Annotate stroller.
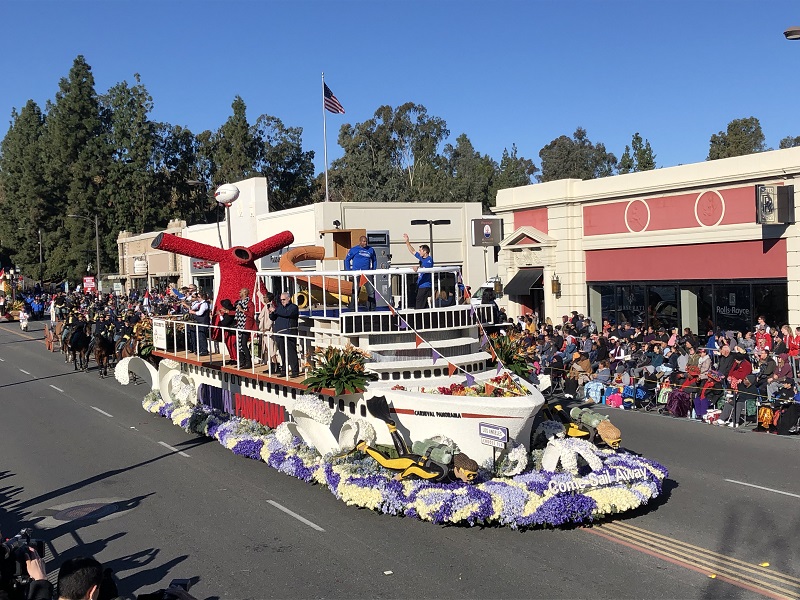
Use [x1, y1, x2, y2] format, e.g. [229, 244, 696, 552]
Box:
[639, 369, 665, 411]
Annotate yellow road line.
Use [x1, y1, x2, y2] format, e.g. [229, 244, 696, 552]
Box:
[607, 521, 800, 586]
[594, 522, 800, 599]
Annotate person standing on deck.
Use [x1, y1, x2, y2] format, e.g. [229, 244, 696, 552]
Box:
[403, 233, 433, 309]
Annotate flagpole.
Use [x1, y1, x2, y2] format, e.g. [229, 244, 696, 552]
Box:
[322, 72, 329, 203]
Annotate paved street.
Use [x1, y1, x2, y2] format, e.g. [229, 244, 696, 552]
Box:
[2, 320, 800, 600]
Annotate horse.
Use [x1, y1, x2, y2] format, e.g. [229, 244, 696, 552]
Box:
[94, 333, 115, 378]
[66, 323, 92, 371]
[118, 337, 138, 361]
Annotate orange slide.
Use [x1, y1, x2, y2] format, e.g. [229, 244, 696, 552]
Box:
[278, 246, 354, 296]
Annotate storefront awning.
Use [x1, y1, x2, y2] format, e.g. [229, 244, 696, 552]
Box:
[504, 268, 543, 295]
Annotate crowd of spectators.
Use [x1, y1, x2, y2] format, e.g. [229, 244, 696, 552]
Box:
[499, 308, 800, 429]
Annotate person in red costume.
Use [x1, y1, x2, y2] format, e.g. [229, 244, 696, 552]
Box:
[151, 231, 294, 353]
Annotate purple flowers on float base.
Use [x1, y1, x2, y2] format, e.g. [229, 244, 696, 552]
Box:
[142, 392, 668, 529]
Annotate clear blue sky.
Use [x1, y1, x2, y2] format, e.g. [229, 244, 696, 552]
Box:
[3, 0, 799, 176]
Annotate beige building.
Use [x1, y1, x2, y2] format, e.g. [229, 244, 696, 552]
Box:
[114, 178, 498, 301]
[492, 147, 800, 333]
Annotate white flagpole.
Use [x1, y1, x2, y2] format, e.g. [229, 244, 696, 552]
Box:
[322, 72, 330, 203]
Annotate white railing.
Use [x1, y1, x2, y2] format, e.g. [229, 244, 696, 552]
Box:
[153, 317, 314, 378]
[256, 265, 468, 316]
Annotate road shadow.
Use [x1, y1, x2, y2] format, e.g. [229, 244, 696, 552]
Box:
[0, 370, 88, 390]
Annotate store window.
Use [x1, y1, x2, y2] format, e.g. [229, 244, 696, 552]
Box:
[714, 285, 751, 334]
[616, 285, 646, 327]
[647, 285, 678, 331]
[594, 285, 616, 326]
[754, 283, 788, 329]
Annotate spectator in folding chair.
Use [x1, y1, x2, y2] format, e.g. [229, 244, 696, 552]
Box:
[719, 350, 753, 427]
[564, 351, 592, 399]
[766, 353, 793, 401]
[742, 348, 776, 401]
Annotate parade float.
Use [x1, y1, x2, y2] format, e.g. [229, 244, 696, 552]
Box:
[116, 205, 668, 529]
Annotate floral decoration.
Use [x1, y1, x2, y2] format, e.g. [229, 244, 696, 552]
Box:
[495, 441, 529, 477]
[140, 394, 668, 529]
[292, 393, 335, 426]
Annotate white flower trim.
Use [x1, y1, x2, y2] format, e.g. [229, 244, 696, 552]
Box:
[115, 357, 133, 385]
[337, 418, 377, 452]
[169, 373, 196, 404]
[161, 358, 180, 369]
[292, 393, 334, 426]
[496, 441, 529, 477]
[275, 423, 296, 446]
[541, 438, 603, 474]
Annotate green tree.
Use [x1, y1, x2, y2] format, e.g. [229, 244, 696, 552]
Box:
[631, 132, 656, 171]
[153, 123, 216, 225]
[489, 144, 538, 206]
[779, 135, 800, 149]
[331, 103, 449, 202]
[618, 146, 634, 174]
[253, 115, 315, 211]
[206, 96, 259, 186]
[0, 100, 48, 279]
[100, 74, 157, 245]
[538, 127, 617, 182]
[618, 132, 656, 174]
[442, 134, 495, 208]
[41, 55, 112, 281]
[707, 116, 766, 160]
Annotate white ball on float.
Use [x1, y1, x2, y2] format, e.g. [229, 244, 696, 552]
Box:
[214, 183, 240, 206]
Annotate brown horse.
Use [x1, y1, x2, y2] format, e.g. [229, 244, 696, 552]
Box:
[94, 333, 115, 378]
[64, 323, 92, 371]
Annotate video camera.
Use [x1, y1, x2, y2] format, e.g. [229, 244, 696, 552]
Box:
[0, 528, 45, 600]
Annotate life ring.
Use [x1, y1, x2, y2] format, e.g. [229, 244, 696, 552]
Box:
[293, 290, 310, 309]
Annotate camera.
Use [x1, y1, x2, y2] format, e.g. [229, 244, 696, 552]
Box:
[0, 528, 46, 600]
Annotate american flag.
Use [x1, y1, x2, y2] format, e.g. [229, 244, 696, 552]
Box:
[324, 83, 345, 114]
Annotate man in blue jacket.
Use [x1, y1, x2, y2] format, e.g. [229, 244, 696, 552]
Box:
[344, 235, 377, 311]
[403, 233, 433, 309]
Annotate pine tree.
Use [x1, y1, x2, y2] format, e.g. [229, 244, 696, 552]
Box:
[0, 100, 48, 280]
[41, 56, 111, 281]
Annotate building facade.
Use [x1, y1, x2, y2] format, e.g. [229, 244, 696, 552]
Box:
[492, 147, 800, 333]
[114, 177, 497, 301]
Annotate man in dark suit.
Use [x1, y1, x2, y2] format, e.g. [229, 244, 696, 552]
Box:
[269, 292, 299, 377]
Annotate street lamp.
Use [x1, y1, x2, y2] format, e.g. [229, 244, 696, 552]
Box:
[409, 219, 451, 256]
[784, 26, 800, 40]
[67, 214, 101, 292]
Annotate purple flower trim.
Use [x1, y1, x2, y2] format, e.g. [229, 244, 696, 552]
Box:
[321, 463, 341, 498]
[520, 493, 597, 528]
[278, 455, 315, 482]
[232, 439, 264, 460]
[266, 449, 287, 470]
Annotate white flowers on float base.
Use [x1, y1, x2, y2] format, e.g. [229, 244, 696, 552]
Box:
[495, 441, 529, 477]
[114, 357, 133, 385]
[142, 390, 167, 413]
[274, 422, 297, 447]
[292, 393, 335, 426]
[168, 373, 196, 404]
[541, 437, 604, 474]
[337, 418, 377, 452]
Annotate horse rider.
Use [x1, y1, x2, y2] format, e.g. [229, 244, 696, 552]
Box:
[115, 318, 134, 360]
